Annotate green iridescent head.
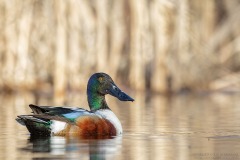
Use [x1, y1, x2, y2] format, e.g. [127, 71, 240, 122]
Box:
[87, 72, 134, 111]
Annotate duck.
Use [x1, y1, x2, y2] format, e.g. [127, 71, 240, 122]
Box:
[16, 72, 134, 138]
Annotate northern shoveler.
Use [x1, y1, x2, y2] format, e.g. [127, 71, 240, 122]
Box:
[16, 73, 134, 138]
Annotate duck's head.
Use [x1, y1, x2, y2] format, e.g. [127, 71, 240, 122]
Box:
[87, 73, 134, 110]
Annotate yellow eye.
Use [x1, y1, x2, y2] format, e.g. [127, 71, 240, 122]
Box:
[98, 77, 104, 82]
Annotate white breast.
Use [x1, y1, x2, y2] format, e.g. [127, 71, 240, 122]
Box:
[51, 120, 67, 134]
[95, 109, 123, 135]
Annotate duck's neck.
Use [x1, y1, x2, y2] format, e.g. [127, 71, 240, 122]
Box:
[87, 91, 109, 111]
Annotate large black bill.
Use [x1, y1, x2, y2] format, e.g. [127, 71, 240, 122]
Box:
[108, 84, 134, 102]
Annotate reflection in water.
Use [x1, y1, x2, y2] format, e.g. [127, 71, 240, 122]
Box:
[1, 92, 240, 160]
[19, 135, 122, 160]
[28, 136, 51, 153]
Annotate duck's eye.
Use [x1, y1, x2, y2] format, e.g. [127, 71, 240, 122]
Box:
[98, 77, 104, 82]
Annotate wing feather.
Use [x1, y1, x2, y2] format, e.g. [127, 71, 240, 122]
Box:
[29, 104, 93, 123]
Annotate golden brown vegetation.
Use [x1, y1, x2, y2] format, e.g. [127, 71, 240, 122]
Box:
[0, 0, 240, 96]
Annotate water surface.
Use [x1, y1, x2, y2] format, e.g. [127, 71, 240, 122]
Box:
[1, 92, 240, 160]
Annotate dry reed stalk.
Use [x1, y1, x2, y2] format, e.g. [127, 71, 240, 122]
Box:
[129, 0, 146, 90]
[176, 0, 190, 63]
[67, 0, 82, 89]
[78, 0, 96, 75]
[54, 0, 67, 104]
[28, 1, 52, 84]
[202, 0, 216, 40]
[206, 4, 240, 55]
[109, 0, 125, 79]
[16, 1, 34, 88]
[96, 0, 108, 72]
[169, 0, 191, 91]
[150, 0, 173, 93]
[224, 0, 240, 13]
[3, 0, 18, 87]
[219, 37, 240, 64]
[140, 1, 154, 90]
[209, 71, 240, 91]
[76, 0, 96, 87]
[0, 1, 4, 87]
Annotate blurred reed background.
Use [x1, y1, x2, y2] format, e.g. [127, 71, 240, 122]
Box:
[0, 0, 240, 100]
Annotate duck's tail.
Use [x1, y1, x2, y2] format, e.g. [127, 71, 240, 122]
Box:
[16, 115, 52, 136]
